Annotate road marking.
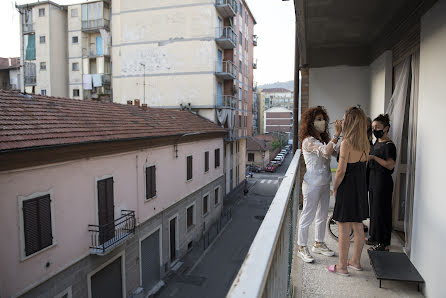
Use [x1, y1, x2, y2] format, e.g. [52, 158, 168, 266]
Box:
[260, 179, 266, 184]
[267, 180, 272, 184]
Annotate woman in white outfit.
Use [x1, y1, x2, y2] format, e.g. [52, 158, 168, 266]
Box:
[297, 106, 342, 263]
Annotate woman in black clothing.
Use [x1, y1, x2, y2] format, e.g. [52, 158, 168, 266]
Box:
[368, 114, 396, 251]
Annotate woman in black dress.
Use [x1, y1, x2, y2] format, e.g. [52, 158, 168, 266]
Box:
[367, 114, 396, 251]
[327, 106, 370, 276]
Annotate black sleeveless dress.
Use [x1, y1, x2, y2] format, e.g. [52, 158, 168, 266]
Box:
[332, 153, 369, 223]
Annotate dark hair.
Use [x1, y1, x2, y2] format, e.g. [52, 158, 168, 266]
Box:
[299, 106, 330, 144]
[373, 114, 391, 128]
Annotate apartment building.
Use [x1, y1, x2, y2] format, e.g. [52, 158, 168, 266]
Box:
[67, 1, 112, 100]
[264, 106, 293, 137]
[0, 90, 226, 297]
[261, 88, 293, 109]
[111, 0, 257, 194]
[0, 57, 20, 90]
[17, 1, 68, 97]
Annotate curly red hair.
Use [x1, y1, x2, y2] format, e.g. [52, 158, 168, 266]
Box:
[299, 106, 330, 144]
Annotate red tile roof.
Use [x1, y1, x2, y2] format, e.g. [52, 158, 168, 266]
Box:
[0, 57, 20, 70]
[247, 136, 272, 151]
[0, 90, 225, 152]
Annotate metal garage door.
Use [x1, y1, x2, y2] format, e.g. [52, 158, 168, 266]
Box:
[141, 230, 161, 292]
[91, 257, 123, 298]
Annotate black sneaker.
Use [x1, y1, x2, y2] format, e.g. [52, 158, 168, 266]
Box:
[366, 238, 378, 246]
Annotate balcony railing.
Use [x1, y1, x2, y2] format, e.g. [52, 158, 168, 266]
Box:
[253, 35, 258, 46]
[24, 75, 36, 86]
[216, 26, 237, 49]
[82, 19, 110, 31]
[215, 0, 237, 17]
[227, 151, 301, 297]
[88, 210, 136, 255]
[253, 60, 258, 69]
[216, 95, 236, 109]
[23, 23, 34, 33]
[82, 47, 110, 57]
[215, 60, 237, 80]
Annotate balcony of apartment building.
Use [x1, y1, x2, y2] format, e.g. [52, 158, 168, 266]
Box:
[89, 210, 136, 255]
[215, 0, 238, 17]
[216, 26, 237, 49]
[253, 59, 258, 69]
[22, 22, 34, 34]
[253, 34, 258, 46]
[216, 94, 236, 109]
[81, 1, 110, 32]
[215, 60, 237, 80]
[24, 62, 36, 86]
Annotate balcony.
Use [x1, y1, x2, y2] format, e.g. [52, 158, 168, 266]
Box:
[215, 0, 237, 17]
[24, 75, 36, 86]
[253, 60, 258, 69]
[253, 35, 258, 46]
[24, 62, 36, 86]
[88, 210, 136, 255]
[225, 128, 236, 142]
[215, 60, 237, 80]
[216, 95, 236, 109]
[82, 19, 110, 32]
[82, 47, 109, 58]
[22, 23, 34, 34]
[216, 26, 237, 49]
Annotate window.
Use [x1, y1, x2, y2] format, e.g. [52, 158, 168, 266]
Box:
[71, 8, 78, 17]
[239, 2, 243, 15]
[237, 141, 239, 153]
[145, 165, 156, 200]
[39, 36, 46, 44]
[73, 89, 80, 97]
[214, 148, 220, 168]
[239, 115, 242, 127]
[40, 62, 46, 70]
[239, 61, 243, 75]
[72, 36, 78, 44]
[248, 153, 254, 162]
[204, 151, 209, 172]
[72, 62, 79, 71]
[39, 8, 45, 17]
[187, 155, 193, 181]
[239, 31, 243, 45]
[186, 204, 195, 229]
[40, 89, 46, 95]
[202, 195, 209, 216]
[230, 143, 233, 155]
[22, 194, 53, 256]
[214, 188, 220, 206]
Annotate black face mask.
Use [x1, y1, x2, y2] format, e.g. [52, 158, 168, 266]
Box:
[373, 129, 384, 139]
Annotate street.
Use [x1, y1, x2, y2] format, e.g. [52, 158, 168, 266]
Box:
[156, 153, 294, 298]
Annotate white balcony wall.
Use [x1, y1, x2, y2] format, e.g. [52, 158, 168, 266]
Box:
[369, 51, 393, 119]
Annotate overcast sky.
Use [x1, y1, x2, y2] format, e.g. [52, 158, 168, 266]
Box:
[0, 0, 295, 85]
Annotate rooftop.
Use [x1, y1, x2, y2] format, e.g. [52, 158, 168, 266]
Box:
[261, 88, 292, 93]
[0, 58, 20, 70]
[247, 136, 271, 151]
[0, 90, 225, 152]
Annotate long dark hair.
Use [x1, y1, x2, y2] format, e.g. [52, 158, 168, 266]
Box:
[299, 106, 330, 144]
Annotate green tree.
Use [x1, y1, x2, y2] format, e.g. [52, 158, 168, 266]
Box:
[271, 139, 282, 151]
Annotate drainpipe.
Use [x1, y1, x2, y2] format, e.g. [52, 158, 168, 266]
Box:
[292, 16, 300, 154]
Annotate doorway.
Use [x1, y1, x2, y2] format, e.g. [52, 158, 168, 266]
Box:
[97, 177, 114, 244]
[169, 216, 178, 262]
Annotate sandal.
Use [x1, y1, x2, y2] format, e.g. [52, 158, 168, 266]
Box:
[326, 264, 349, 277]
[368, 244, 389, 252]
[347, 260, 363, 271]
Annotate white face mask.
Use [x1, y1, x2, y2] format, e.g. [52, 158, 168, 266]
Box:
[314, 120, 326, 133]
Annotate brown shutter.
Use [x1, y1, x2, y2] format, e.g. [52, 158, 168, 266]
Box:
[205, 152, 209, 172]
[151, 166, 156, 198]
[187, 156, 193, 180]
[105, 178, 114, 225]
[23, 194, 52, 256]
[38, 195, 53, 249]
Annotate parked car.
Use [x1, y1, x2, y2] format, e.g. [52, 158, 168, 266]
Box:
[265, 163, 277, 172]
[273, 157, 283, 166]
[276, 154, 285, 160]
[247, 164, 262, 173]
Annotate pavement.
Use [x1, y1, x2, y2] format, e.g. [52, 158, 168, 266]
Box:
[155, 153, 294, 298]
[291, 185, 423, 298]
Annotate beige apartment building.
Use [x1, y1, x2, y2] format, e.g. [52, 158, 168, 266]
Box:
[111, 0, 257, 194]
[18, 1, 68, 97]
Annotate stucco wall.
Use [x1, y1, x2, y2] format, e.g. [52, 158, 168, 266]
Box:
[50, 5, 68, 97]
[369, 51, 392, 119]
[0, 138, 223, 297]
[34, 4, 51, 95]
[309, 66, 370, 123]
[411, 1, 446, 296]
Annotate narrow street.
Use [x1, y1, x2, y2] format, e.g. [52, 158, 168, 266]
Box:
[156, 153, 293, 298]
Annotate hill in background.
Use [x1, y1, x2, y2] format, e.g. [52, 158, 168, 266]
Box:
[258, 80, 294, 91]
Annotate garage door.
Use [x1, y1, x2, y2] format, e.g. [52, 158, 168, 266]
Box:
[91, 257, 123, 298]
[141, 229, 161, 292]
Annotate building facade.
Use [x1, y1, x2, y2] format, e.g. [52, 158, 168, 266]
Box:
[246, 136, 271, 168]
[0, 90, 226, 297]
[264, 107, 293, 137]
[111, 0, 257, 194]
[17, 1, 68, 97]
[260, 88, 293, 110]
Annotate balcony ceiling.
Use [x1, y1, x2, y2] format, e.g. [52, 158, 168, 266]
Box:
[295, 0, 435, 67]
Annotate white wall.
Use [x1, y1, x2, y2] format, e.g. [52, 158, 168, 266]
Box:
[369, 51, 393, 119]
[309, 66, 370, 123]
[411, 1, 446, 297]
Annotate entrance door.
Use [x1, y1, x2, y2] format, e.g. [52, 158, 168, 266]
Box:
[217, 82, 223, 106]
[218, 17, 223, 37]
[97, 177, 114, 244]
[141, 230, 161, 292]
[169, 217, 177, 262]
[91, 257, 123, 298]
[230, 168, 233, 190]
[217, 50, 223, 72]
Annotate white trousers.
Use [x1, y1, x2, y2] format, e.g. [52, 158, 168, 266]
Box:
[297, 181, 330, 246]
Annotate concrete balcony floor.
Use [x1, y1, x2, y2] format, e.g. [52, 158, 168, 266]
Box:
[291, 197, 423, 297]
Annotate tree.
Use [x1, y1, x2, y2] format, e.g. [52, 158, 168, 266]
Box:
[271, 139, 282, 151]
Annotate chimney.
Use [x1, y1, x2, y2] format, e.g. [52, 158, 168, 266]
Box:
[141, 103, 148, 111]
[127, 100, 133, 105]
[134, 99, 140, 107]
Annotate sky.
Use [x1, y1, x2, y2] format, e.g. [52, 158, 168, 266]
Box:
[0, 0, 295, 85]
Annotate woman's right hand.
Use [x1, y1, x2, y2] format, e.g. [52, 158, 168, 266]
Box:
[334, 120, 342, 136]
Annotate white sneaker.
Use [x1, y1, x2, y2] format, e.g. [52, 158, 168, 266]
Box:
[297, 246, 314, 263]
[312, 242, 335, 257]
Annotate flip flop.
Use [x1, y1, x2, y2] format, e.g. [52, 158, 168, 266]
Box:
[326, 264, 349, 277]
[347, 260, 363, 271]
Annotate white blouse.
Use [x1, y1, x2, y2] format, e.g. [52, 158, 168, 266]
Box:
[302, 137, 339, 186]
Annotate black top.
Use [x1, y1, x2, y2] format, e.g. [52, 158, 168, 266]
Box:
[369, 141, 397, 175]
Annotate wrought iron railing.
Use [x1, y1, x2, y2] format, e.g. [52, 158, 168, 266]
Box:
[23, 23, 34, 33]
[215, 0, 238, 13]
[227, 151, 301, 297]
[216, 26, 237, 46]
[88, 210, 136, 255]
[215, 60, 237, 78]
[82, 19, 110, 31]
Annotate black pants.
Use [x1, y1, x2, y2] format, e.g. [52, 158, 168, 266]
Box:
[369, 177, 393, 246]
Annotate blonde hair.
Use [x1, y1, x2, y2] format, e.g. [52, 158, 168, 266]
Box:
[343, 106, 370, 153]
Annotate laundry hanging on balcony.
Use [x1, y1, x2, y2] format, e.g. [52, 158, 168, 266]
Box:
[92, 74, 102, 87]
[25, 34, 36, 60]
[83, 74, 93, 90]
[217, 109, 229, 125]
